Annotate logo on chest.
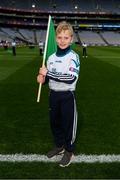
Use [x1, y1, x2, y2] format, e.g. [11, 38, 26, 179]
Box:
[55, 60, 62, 63]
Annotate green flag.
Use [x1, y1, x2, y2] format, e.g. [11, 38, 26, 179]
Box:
[43, 15, 57, 65]
[37, 15, 57, 102]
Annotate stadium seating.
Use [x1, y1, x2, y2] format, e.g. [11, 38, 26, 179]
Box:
[101, 31, 120, 45]
[78, 31, 107, 46]
[36, 30, 46, 44]
[18, 29, 35, 43]
[0, 30, 12, 42]
[0, 0, 119, 46]
[1, 28, 23, 39]
[1, 28, 120, 46]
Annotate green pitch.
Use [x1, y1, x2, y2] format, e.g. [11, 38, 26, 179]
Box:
[0, 46, 120, 178]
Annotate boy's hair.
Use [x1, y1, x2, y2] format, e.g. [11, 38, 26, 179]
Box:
[56, 21, 73, 36]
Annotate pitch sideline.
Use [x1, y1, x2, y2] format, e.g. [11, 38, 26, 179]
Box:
[0, 154, 120, 163]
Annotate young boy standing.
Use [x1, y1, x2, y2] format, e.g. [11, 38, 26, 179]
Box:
[37, 21, 80, 167]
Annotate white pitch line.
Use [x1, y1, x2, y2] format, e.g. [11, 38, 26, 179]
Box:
[0, 154, 120, 163]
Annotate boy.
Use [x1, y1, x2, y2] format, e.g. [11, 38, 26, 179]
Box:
[37, 21, 80, 167]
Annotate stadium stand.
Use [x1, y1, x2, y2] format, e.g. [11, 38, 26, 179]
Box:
[0, 30, 12, 42]
[78, 31, 107, 46]
[101, 31, 120, 45]
[1, 28, 22, 39]
[18, 29, 35, 43]
[0, 0, 119, 46]
[36, 30, 46, 44]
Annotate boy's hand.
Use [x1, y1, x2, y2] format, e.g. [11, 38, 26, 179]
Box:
[39, 65, 48, 76]
[37, 74, 45, 84]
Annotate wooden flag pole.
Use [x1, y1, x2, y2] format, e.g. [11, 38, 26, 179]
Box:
[37, 15, 51, 103]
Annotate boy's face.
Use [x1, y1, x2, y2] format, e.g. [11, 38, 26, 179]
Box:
[56, 30, 73, 49]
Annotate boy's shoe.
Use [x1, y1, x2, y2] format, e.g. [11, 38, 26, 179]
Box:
[59, 150, 74, 167]
[47, 147, 64, 158]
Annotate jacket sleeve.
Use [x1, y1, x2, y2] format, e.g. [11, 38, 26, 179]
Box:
[46, 71, 76, 84]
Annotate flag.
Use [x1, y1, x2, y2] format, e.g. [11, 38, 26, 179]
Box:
[42, 15, 57, 65]
[37, 15, 57, 102]
[46, 16, 57, 60]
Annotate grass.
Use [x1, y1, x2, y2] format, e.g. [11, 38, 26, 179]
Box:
[0, 162, 120, 179]
[0, 46, 120, 178]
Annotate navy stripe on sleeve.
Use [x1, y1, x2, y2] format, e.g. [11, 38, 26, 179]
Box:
[47, 71, 76, 84]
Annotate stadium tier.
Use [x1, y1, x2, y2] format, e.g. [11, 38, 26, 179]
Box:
[0, 28, 120, 46]
[0, 0, 120, 45]
[78, 31, 106, 46]
[101, 31, 120, 45]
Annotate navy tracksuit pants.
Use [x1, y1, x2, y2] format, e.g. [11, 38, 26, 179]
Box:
[49, 90, 78, 152]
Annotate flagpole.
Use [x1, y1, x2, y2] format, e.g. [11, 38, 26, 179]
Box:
[37, 15, 51, 103]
